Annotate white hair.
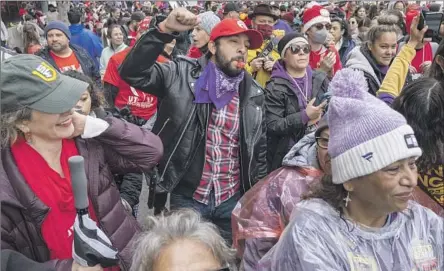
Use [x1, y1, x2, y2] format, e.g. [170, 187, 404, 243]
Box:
[130, 209, 237, 271]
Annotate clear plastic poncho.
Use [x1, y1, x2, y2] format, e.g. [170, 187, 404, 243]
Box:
[257, 199, 444, 271]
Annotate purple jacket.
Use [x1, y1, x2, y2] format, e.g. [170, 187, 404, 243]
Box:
[1, 116, 163, 271]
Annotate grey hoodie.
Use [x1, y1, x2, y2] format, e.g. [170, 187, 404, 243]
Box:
[281, 132, 319, 169]
[345, 46, 381, 86]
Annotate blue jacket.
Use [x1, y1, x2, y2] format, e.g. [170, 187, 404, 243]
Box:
[69, 24, 103, 69]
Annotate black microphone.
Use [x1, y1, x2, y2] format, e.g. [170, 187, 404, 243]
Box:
[69, 156, 89, 216]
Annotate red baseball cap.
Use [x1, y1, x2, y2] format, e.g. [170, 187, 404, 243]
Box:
[210, 19, 263, 50]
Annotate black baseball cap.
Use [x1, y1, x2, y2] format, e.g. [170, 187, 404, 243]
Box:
[1, 54, 88, 114]
[223, 3, 239, 14]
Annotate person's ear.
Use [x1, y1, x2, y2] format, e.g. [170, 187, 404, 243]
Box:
[15, 122, 30, 134]
[208, 40, 216, 55]
[343, 181, 354, 193]
[341, 29, 345, 36]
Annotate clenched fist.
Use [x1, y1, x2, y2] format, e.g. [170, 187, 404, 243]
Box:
[159, 7, 200, 34]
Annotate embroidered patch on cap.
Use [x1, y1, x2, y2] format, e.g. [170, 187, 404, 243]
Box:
[404, 134, 419, 149]
[32, 62, 57, 82]
[237, 20, 248, 29]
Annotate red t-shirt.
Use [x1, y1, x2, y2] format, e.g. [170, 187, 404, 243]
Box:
[309, 46, 342, 76]
[50, 51, 84, 73]
[103, 47, 159, 120]
[411, 42, 433, 74]
[127, 29, 137, 47]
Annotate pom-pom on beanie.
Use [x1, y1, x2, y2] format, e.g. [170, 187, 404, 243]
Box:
[327, 68, 422, 184]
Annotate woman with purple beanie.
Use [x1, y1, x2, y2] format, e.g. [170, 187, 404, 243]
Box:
[256, 68, 443, 270]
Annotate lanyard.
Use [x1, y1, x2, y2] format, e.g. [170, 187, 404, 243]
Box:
[288, 72, 309, 106]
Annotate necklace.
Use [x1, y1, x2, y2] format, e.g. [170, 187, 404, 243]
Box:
[288, 71, 309, 106]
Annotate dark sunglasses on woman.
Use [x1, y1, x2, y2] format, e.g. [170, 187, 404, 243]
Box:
[314, 23, 332, 30]
[289, 43, 311, 55]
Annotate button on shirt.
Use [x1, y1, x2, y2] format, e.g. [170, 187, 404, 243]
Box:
[193, 94, 241, 206]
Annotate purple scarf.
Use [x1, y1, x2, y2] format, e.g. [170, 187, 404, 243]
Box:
[194, 61, 244, 110]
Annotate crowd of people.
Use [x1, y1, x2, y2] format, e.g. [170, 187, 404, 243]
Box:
[0, 1, 443, 271]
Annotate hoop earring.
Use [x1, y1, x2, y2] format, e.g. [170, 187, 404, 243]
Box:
[344, 192, 351, 208]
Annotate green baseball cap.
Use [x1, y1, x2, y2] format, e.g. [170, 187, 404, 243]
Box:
[1, 54, 89, 114]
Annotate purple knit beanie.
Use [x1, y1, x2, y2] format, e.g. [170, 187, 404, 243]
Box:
[327, 69, 422, 184]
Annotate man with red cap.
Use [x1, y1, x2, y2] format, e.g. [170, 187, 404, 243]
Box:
[120, 9, 267, 244]
[302, 4, 342, 77]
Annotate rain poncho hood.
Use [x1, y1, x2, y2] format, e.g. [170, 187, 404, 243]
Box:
[232, 132, 322, 269]
[257, 199, 444, 271]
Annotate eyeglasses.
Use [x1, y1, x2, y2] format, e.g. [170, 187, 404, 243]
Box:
[316, 136, 329, 149]
[288, 43, 311, 55]
[314, 23, 332, 30]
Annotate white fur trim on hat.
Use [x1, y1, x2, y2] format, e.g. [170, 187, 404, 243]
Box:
[331, 125, 422, 184]
[303, 10, 331, 32]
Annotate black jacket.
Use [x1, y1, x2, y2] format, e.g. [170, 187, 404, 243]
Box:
[265, 70, 329, 172]
[36, 44, 102, 88]
[119, 28, 267, 197]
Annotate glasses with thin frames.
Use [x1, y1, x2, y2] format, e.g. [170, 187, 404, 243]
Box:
[316, 136, 329, 149]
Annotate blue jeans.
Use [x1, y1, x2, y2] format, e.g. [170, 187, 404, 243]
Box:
[170, 191, 240, 245]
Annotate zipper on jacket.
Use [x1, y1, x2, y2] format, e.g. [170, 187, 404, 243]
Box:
[160, 106, 197, 182]
[248, 108, 262, 188]
[156, 118, 170, 135]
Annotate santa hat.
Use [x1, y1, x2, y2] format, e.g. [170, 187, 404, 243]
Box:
[302, 4, 331, 33]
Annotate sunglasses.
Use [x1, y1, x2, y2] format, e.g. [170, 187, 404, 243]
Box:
[288, 43, 311, 55]
[314, 23, 332, 30]
[315, 136, 329, 149]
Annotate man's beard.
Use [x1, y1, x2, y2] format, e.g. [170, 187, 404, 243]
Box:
[49, 43, 68, 53]
[214, 48, 243, 77]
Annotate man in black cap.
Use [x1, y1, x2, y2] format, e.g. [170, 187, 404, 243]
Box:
[122, 11, 145, 46]
[270, 3, 292, 34]
[223, 2, 240, 20]
[245, 4, 281, 88]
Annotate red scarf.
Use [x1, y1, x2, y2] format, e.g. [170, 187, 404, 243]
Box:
[11, 139, 99, 260]
[411, 42, 433, 74]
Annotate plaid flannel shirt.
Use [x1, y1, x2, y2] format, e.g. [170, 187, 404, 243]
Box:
[193, 94, 241, 206]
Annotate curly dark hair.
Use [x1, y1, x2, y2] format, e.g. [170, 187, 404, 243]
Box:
[392, 78, 444, 171]
[61, 70, 105, 112]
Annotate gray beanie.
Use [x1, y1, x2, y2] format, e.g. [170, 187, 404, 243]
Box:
[198, 11, 221, 35]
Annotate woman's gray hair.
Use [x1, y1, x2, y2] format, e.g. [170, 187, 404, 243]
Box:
[0, 108, 33, 148]
[130, 209, 237, 271]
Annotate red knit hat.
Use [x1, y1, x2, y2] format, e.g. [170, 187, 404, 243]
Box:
[405, 10, 419, 34]
[302, 5, 331, 33]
